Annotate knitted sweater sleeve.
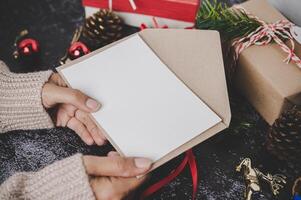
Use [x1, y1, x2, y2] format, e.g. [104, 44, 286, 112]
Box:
[0, 60, 54, 133]
[0, 154, 95, 200]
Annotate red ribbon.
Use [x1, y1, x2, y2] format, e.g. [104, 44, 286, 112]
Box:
[140, 149, 198, 200]
[82, 0, 199, 22]
[139, 17, 196, 30]
[140, 17, 169, 30]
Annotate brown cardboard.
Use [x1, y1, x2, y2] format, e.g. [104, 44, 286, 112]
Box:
[57, 29, 230, 170]
[235, 0, 301, 125]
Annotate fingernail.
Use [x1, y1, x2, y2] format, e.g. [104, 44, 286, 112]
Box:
[86, 98, 100, 111]
[96, 139, 104, 146]
[86, 138, 94, 145]
[134, 158, 152, 169]
[108, 151, 119, 157]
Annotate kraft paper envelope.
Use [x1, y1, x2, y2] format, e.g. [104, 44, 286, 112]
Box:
[57, 29, 231, 171]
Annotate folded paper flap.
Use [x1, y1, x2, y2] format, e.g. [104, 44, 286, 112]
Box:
[139, 29, 231, 126]
[240, 0, 301, 99]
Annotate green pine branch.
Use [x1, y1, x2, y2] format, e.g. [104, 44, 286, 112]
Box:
[196, 0, 261, 42]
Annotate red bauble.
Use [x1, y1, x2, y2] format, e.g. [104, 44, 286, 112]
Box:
[14, 38, 40, 59]
[68, 42, 90, 60]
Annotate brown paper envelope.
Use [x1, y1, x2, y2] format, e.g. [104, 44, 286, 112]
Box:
[57, 29, 230, 171]
[235, 0, 301, 125]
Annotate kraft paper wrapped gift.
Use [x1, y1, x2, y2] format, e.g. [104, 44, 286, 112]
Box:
[58, 29, 231, 170]
[234, 0, 301, 125]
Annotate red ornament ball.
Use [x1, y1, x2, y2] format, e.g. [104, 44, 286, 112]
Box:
[68, 42, 90, 60]
[14, 38, 40, 59]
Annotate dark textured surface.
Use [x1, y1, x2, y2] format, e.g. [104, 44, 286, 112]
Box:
[0, 0, 300, 200]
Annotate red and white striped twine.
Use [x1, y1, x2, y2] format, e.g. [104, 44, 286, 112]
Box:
[232, 6, 301, 69]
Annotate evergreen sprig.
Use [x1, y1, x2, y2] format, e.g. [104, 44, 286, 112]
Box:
[196, 0, 261, 42]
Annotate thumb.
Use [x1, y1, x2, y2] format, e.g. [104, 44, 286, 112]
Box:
[49, 73, 67, 87]
[42, 83, 101, 112]
[83, 156, 152, 177]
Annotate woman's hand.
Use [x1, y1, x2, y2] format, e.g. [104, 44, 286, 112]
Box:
[84, 153, 152, 200]
[42, 73, 106, 145]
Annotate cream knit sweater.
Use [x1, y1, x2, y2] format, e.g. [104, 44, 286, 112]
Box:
[0, 61, 95, 200]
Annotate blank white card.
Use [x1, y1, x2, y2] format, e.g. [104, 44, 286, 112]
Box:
[60, 35, 221, 162]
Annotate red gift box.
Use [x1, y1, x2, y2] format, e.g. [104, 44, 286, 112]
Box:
[83, 0, 200, 28]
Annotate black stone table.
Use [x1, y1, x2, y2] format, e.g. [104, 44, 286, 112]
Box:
[0, 0, 300, 199]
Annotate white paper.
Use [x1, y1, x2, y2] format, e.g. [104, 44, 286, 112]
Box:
[60, 35, 221, 162]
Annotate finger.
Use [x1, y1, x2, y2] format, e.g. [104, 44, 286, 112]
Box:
[49, 73, 67, 87]
[108, 151, 120, 157]
[83, 156, 152, 177]
[90, 176, 147, 200]
[120, 175, 148, 193]
[75, 110, 106, 145]
[67, 117, 94, 145]
[90, 127, 107, 146]
[56, 108, 70, 127]
[43, 84, 101, 112]
[56, 104, 77, 126]
[109, 176, 147, 199]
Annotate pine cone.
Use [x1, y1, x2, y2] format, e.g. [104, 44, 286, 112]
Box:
[82, 9, 123, 50]
[266, 106, 301, 162]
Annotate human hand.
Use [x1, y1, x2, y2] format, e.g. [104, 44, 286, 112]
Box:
[83, 153, 152, 200]
[42, 73, 106, 145]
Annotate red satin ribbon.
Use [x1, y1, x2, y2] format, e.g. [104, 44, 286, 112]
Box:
[139, 17, 195, 30]
[82, 0, 199, 22]
[140, 17, 169, 30]
[140, 149, 198, 200]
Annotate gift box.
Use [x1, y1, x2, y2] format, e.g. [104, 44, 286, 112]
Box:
[82, 0, 200, 28]
[234, 0, 301, 125]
